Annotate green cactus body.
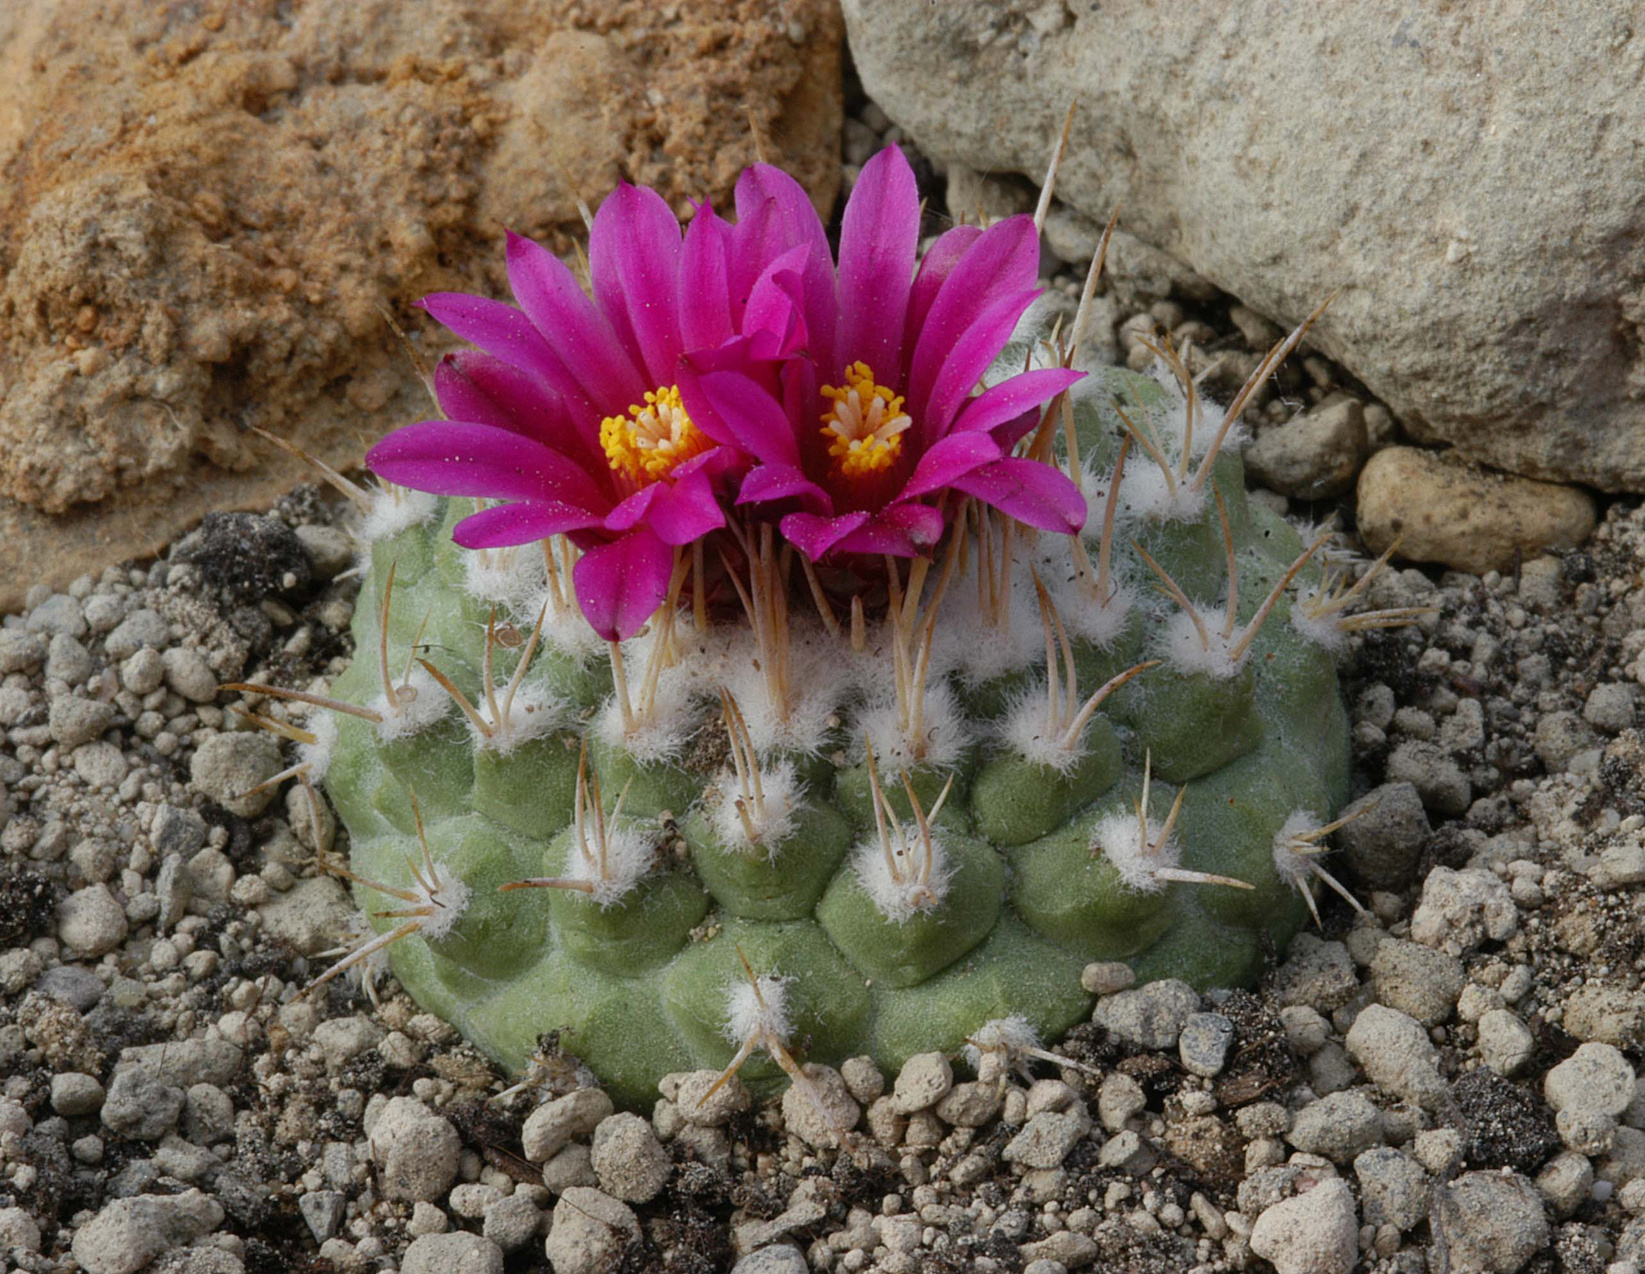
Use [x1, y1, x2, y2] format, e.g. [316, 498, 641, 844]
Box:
[308, 366, 1358, 1107]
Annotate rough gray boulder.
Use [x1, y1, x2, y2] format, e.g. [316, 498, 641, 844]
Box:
[842, 0, 1645, 492]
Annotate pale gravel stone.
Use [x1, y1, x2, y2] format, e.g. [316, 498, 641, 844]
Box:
[0, 629, 46, 673]
[70, 1189, 224, 1274]
[1178, 1011, 1235, 1077]
[1090, 978, 1199, 1049]
[482, 1193, 542, 1253]
[74, 741, 128, 787]
[0, 1206, 41, 1254]
[540, 1142, 596, 1193]
[591, 1111, 671, 1202]
[101, 1068, 184, 1140]
[402, 1232, 505, 1274]
[1369, 937, 1465, 1027]
[1354, 1147, 1430, 1231]
[661, 1070, 749, 1127]
[545, 1187, 639, 1274]
[890, 1051, 952, 1114]
[1437, 1170, 1550, 1274]
[161, 647, 219, 702]
[1478, 1009, 1536, 1077]
[48, 694, 114, 748]
[1345, 1004, 1447, 1109]
[522, 1087, 614, 1163]
[104, 609, 169, 659]
[1546, 1042, 1636, 1118]
[1250, 1177, 1359, 1274]
[369, 1096, 460, 1202]
[1003, 1106, 1093, 1169]
[1287, 1091, 1384, 1164]
[50, 1071, 105, 1116]
[839, 1055, 885, 1104]
[779, 1064, 860, 1149]
[188, 731, 283, 817]
[1409, 866, 1518, 956]
[58, 884, 129, 957]
[1080, 961, 1135, 995]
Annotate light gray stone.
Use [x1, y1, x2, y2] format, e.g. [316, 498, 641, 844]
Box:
[1178, 1012, 1235, 1077]
[1410, 866, 1518, 956]
[1335, 783, 1431, 890]
[104, 609, 169, 659]
[299, 1191, 346, 1244]
[58, 883, 128, 957]
[188, 731, 283, 818]
[1369, 938, 1465, 1028]
[1004, 1106, 1093, 1169]
[1288, 1091, 1384, 1164]
[369, 1097, 460, 1202]
[1249, 1177, 1359, 1274]
[1546, 1043, 1636, 1119]
[50, 1071, 105, 1116]
[591, 1111, 671, 1202]
[522, 1087, 614, 1163]
[481, 1193, 542, 1253]
[70, 1189, 224, 1274]
[102, 1068, 185, 1141]
[545, 1187, 639, 1274]
[1091, 978, 1199, 1049]
[842, 0, 1645, 494]
[779, 1064, 860, 1150]
[1354, 1147, 1429, 1231]
[1345, 1004, 1447, 1109]
[1437, 1170, 1549, 1274]
[1245, 399, 1368, 499]
[1478, 1009, 1536, 1077]
[402, 1232, 505, 1274]
[730, 1245, 809, 1274]
[890, 1051, 953, 1114]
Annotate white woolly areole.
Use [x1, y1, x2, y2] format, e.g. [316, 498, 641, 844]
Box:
[1272, 810, 1323, 889]
[297, 711, 339, 785]
[415, 863, 472, 943]
[1159, 608, 1246, 679]
[1289, 587, 1350, 655]
[1055, 575, 1137, 652]
[709, 760, 805, 861]
[961, 1015, 1043, 1071]
[463, 543, 546, 613]
[1090, 811, 1180, 894]
[851, 829, 954, 924]
[371, 664, 453, 741]
[998, 680, 1087, 774]
[563, 823, 657, 908]
[722, 973, 793, 1047]
[521, 587, 607, 664]
[471, 682, 563, 756]
[850, 680, 969, 778]
[362, 486, 439, 543]
[718, 624, 846, 759]
[1115, 459, 1209, 525]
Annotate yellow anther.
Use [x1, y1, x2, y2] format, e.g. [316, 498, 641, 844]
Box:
[600, 385, 711, 485]
[821, 361, 911, 479]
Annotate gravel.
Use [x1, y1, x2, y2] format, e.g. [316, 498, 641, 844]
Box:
[368, 1096, 461, 1202]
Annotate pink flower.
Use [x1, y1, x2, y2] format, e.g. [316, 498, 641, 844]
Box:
[367, 180, 795, 640]
[679, 145, 1088, 562]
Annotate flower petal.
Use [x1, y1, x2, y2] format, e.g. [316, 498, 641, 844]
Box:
[742, 245, 812, 359]
[452, 501, 603, 549]
[923, 288, 1042, 439]
[419, 293, 573, 396]
[950, 367, 1085, 436]
[904, 215, 1040, 448]
[432, 351, 603, 472]
[779, 510, 870, 562]
[836, 145, 920, 376]
[573, 529, 676, 641]
[950, 457, 1088, 535]
[588, 183, 685, 387]
[505, 231, 647, 414]
[679, 203, 734, 352]
[603, 466, 725, 545]
[676, 365, 802, 468]
[368, 421, 608, 512]
[903, 225, 982, 359]
[832, 503, 947, 557]
[733, 163, 837, 372]
[736, 463, 832, 511]
[897, 432, 1002, 502]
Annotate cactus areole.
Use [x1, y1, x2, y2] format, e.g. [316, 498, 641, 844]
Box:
[241, 147, 1400, 1108]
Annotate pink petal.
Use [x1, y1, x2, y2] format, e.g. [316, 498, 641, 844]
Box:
[904, 216, 1040, 447]
[903, 226, 982, 361]
[737, 463, 831, 511]
[950, 457, 1088, 535]
[432, 351, 603, 472]
[732, 163, 837, 374]
[778, 510, 870, 562]
[898, 432, 1002, 502]
[505, 231, 646, 412]
[419, 293, 574, 397]
[923, 288, 1041, 440]
[573, 529, 677, 641]
[602, 466, 725, 544]
[836, 145, 919, 378]
[676, 366, 802, 468]
[679, 203, 734, 352]
[950, 368, 1086, 435]
[452, 501, 604, 549]
[833, 503, 947, 557]
[588, 183, 685, 387]
[742, 245, 812, 359]
[368, 422, 608, 513]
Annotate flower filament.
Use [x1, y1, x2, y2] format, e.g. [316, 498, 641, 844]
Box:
[600, 384, 711, 485]
[821, 361, 911, 479]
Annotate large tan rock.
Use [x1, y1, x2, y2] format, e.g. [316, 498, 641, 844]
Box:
[842, 0, 1645, 494]
[0, 0, 842, 610]
[1358, 447, 1597, 575]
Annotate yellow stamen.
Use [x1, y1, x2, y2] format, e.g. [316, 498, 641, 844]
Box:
[821, 361, 911, 479]
[600, 384, 711, 485]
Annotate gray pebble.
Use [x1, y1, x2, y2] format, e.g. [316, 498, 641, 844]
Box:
[45, 633, 94, 684]
[1287, 1090, 1384, 1163]
[70, 1189, 224, 1274]
[481, 1192, 542, 1253]
[545, 1187, 639, 1274]
[189, 732, 283, 817]
[731, 1245, 809, 1274]
[1354, 1147, 1430, 1231]
[295, 525, 357, 579]
[401, 1231, 505, 1274]
[369, 1097, 460, 1202]
[182, 1084, 235, 1144]
[58, 884, 129, 958]
[102, 1069, 185, 1141]
[591, 1111, 671, 1202]
[1178, 1012, 1235, 1077]
[1386, 740, 1471, 816]
[522, 1088, 614, 1163]
[298, 1190, 346, 1244]
[161, 647, 219, 703]
[1091, 978, 1199, 1049]
[1345, 1004, 1446, 1109]
[0, 629, 46, 673]
[1335, 782, 1431, 890]
[1436, 1171, 1549, 1274]
[1477, 1009, 1536, 1077]
[35, 963, 106, 1012]
[1249, 1176, 1358, 1274]
[153, 804, 208, 857]
[27, 594, 87, 639]
[51, 1072, 106, 1116]
[1533, 709, 1600, 773]
[1369, 937, 1465, 1027]
[1584, 683, 1637, 734]
[105, 609, 170, 660]
[120, 648, 165, 695]
[890, 1051, 952, 1114]
[1003, 1106, 1092, 1169]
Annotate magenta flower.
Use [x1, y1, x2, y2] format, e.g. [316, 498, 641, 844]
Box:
[679, 145, 1088, 561]
[366, 179, 800, 640]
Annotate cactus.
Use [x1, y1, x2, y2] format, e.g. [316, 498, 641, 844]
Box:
[229, 146, 1416, 1110]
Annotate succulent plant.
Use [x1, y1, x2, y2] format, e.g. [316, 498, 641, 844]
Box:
[229, 145, 1416, 1110]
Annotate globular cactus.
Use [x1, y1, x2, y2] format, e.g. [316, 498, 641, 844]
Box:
[230, 145, 1417, 1110]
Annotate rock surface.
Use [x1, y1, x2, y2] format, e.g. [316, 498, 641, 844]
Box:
[841, 0, 1645, 494]
[1357, 448, 1598, 575]
[0, 0, 843, 610]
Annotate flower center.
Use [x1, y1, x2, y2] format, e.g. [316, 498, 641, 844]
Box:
[821, 361, 911, 479]
[600, 385, 711, 485]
